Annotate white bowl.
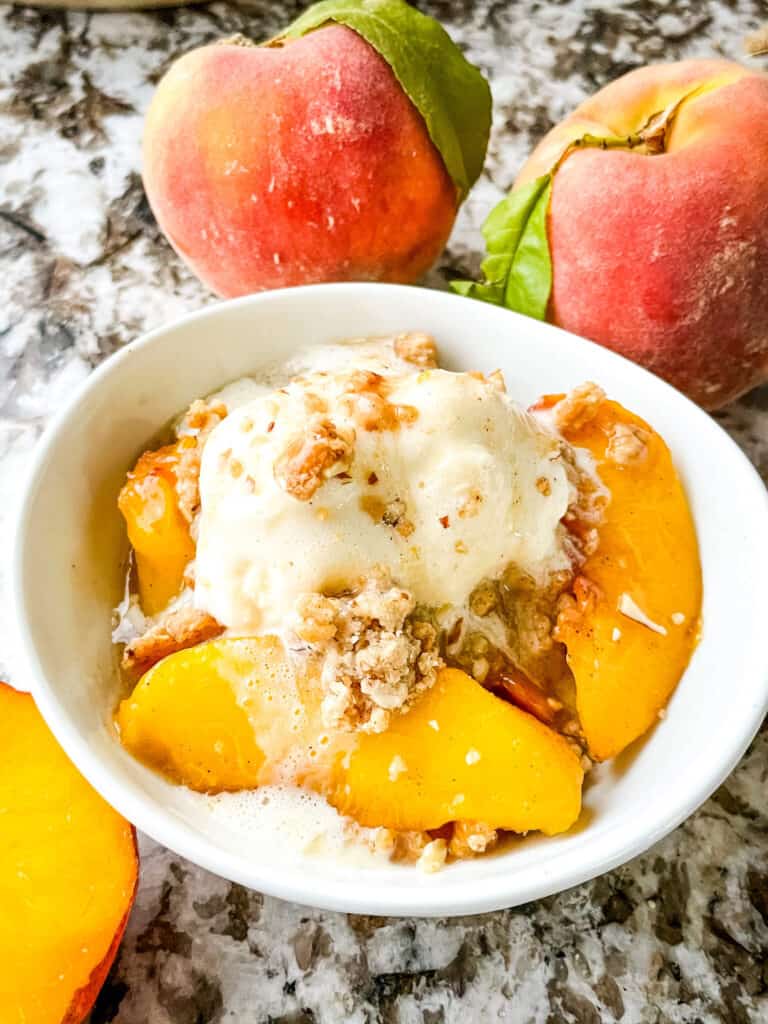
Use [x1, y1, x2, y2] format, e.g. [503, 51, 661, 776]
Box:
[13, 283, 768, 916]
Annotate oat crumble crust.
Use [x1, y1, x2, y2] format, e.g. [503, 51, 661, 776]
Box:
[122, 606, 224, 675]
[553, 381, 607, 432]
[449, 820, 499, 858]
[292, 567, 442, 734]
[175, 398, 228, 522]
[607, 420, 650, 465]
[339, 369, 420, 433]
[273, 415, 355, 501]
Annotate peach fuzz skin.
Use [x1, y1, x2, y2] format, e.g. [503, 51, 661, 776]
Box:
[143, 25, 457, 297]
[517, 60, 768, 409]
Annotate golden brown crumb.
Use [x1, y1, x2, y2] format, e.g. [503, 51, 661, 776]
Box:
[536, 476, 551, 496]
[274, 416, 355, 501]
[181, 399, 228, 434]
[122, 607, 224, 675]
[449, 821, 498, 858]
[293, 593, 338, 644]
[175, 399, 228, 522]
[360, 495, 414, 537]
[394, 331, 438, 368]
[554, 574, 602, 639]
[554, 382, 606, 432]
[606, 421, 649, 465]
[341, 372, 418, 432]
[418, 838, 448, 873]
[175, 441, 203, 523]
[293, 569, 442, 734]
[391, 830, 431, 862]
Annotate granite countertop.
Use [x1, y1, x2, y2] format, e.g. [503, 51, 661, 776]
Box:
[2, 1, 768, 1021]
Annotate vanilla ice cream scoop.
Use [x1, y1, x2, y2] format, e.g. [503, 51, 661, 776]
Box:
[194, 349, 573, 634]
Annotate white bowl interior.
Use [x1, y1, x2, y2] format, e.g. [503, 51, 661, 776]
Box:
[14, 283, 768, 916]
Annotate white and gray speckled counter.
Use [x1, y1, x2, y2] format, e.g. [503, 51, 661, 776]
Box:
[2, 2, 768, 1021]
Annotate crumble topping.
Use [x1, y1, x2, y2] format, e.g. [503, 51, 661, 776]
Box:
[607, 421, 649, 465]
[292, 568, 442, 734]
[449, 821, 498, 858]
[555, 574, 602, 639]
[554, 382, 606, 432]
[559, 445, 607, 561]
[340, 370, 419, 432]
[122, 607, 224, 675]
[360, 494, 415, 538]
[418, 838, 448, 873]
[273, 415, 355, 501]
[393, 331, 438, 369]
[175, 399, 228, 522]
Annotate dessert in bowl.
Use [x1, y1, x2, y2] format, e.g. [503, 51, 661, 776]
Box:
[113, 329, 701, 869]
[14, 284, 768, 914]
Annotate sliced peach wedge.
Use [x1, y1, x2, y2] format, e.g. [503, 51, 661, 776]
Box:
[118, 440, 195, 615]
[557, 400, 702, 761]
[324, 667, 583, 836]
[116, 637, 305, 792]
[117, 642, 584, 836]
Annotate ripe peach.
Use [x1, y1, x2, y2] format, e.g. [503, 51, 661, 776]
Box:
[143, 25, 458, 296]
[517, 60, 768, 409]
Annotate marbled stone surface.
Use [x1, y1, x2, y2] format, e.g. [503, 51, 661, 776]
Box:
[2, 2, 768, 1021]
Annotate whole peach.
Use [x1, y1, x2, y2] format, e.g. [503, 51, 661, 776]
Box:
[517, 60, 768, 409]
[143, 25, 457, 297]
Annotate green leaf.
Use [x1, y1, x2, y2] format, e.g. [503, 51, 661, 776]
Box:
[273, 0, 491, 200]
[450, 174, 553, 321]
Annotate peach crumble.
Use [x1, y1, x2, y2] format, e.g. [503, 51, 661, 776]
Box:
[113, 333, 702, 868]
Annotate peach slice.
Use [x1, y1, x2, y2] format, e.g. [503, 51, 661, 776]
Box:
[0, 683, 138, 1024]
[118, 441, 195, 615]
[327, 667, 583, 835]
[558, 400, 702, 760]
[118, 642, 583, 837]
[116, 637, 303, 792]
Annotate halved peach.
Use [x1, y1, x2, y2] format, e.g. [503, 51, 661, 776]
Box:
[0, 683, 138, 1024]
[118, 440, 195, 615]
[558, 400, 702, 760]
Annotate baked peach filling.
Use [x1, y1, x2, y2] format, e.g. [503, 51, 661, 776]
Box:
[113, 334, 701, 869]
